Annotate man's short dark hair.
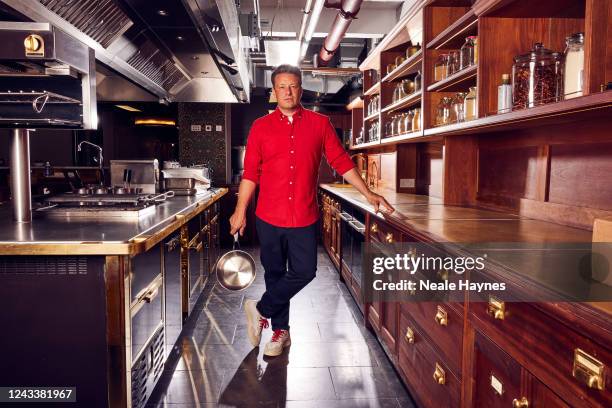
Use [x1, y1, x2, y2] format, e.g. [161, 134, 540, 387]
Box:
[271, 64, 302, 87]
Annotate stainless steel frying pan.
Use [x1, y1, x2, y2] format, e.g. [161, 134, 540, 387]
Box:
[215, 233, 256, 291]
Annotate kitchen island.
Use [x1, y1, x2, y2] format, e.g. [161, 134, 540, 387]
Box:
[0, 188, 227, 408]
[319, 183, 611, 408]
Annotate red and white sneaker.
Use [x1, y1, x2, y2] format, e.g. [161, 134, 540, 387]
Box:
[264, 329, 291, 357]
[244, 299, 268, 347]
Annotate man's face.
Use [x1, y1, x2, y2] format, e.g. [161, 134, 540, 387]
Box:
[273, 73, 302, 111]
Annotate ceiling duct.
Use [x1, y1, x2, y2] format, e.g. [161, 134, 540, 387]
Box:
[318, 0, 363, 65]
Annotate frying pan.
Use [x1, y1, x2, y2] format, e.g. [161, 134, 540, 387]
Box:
[215, 233, 256, 291]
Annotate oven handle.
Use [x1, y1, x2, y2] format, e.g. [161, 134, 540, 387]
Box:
[349, 220, 365, 234]
[131, 274, 163, 316]
[339, 212, 353, 222]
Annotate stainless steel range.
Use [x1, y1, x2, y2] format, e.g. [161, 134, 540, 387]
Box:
[37, 191, 175, 220]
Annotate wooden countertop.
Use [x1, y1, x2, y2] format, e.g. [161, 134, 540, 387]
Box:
[0, 188, 227, 256]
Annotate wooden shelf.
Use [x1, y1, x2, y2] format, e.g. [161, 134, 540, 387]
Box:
[382, 51, 423, 83]
[426, 10, 477, 50]
[364, 111, 380, 122]
[423, 92, 612, 137]
[427, 64, 477, 92]
[380, 131, 424, 145]
[381, 92, 421, 114]
[364, 82, 381, 96]
[350, 139, 381, 150]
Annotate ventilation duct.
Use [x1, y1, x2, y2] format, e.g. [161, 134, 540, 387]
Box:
[318, 0, 363, 65]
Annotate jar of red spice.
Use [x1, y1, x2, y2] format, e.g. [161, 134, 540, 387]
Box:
[512, 43, 563, 109]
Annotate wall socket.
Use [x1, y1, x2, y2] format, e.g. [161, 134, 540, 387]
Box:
[190, 124, 201, 132]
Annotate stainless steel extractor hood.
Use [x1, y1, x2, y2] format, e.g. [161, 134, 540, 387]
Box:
[0, 0, 251, 103]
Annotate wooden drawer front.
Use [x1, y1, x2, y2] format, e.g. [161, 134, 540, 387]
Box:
[398, 314, 460, 408]
[471, 301, 612, 407]
[369, 218, 402, 244]
[401, 302, 463, 376]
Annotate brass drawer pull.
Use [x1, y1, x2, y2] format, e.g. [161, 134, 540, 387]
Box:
[487, 296, 505, 320]
[405, 327, 415, 344]
[385, 232, 394, 243]
[435, 305, 448, 326]
[512, 397, 529, 408]
[370, 223, 378, 233]
[573, 348, 605, 390]
[433, 363, 446, 385]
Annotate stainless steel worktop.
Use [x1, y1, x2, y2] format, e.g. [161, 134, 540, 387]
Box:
[0, 188, 227, 255]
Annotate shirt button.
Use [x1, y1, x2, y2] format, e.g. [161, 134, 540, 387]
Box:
[291, 136, 294, 138]
[290, 150, 294, 154]
[289, 181, 293, 184]
[290, 166, 294, 169]
[289, 197, 292, 200]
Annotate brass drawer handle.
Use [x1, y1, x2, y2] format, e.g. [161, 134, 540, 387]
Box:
[433, 363, 445, 385]
[385, 233, 394, 243]
[487, 296, 505, 320]
[573, 348, 605, 390]
[405, 327, 414, 344]
[370, 223, 378, 233]
[435, 305, 448, 326]
[512, 397, 529, 408]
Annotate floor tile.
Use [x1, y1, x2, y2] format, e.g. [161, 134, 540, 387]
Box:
[147, 368, 225, 405]
[329, 367, 410, 400]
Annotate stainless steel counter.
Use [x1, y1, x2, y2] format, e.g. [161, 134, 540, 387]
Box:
[0, 188, 227, 255]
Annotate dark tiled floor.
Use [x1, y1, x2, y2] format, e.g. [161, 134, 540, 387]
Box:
[148, 245, 416, 408]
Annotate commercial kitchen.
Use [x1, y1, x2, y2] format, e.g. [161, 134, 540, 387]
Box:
[0, 0, 611, 407]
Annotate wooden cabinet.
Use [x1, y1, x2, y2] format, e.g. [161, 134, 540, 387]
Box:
[320, 192, 342, 270]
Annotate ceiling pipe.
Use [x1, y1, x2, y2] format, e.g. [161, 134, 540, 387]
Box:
[298, 0, 314, 42]
[318, 0, 363, 65]
[300, 0, 326, 59]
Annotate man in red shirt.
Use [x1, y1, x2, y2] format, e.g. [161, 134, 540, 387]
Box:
[230, 64, 393, 357]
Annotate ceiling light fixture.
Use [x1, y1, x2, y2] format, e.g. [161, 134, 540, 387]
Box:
[115, 104, 142, 112]
[176, 36, 184, 41]
[135, 118, 176, 126]
[157, 10, 168, 16]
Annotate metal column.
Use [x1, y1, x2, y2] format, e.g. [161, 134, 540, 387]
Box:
[10, 128, 32, 223]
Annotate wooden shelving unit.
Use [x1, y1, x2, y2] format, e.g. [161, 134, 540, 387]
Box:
[364, 111, 380, 122]
[363, 82, 381, 96]
[426, 9, 477, 50]
[350, 139, 380, 150]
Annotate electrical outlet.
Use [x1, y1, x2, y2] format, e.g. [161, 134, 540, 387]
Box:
[400, 178, 415, 188]
[190, 124, 201, 132]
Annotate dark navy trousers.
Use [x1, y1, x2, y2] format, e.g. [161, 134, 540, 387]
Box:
[255, 216, 318, 330]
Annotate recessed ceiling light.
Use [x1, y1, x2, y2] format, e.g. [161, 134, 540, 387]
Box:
[157, 10, 168, 16]
[191, 56, 199, 60]
[115, 104, 142, 112]
[176, 36, 184, 41]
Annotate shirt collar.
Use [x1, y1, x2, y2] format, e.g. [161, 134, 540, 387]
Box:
[275, 104, 304, 122]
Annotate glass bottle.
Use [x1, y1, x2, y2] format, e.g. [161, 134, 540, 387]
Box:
[448, 50, 460, 76]
[434, 54, 448, 82]
[452, 92, 467, 122]
[497, 74, 512, 114]
[460, 36, 477, 70]
[464, 86, 478, 121]
[414, 71, 422, 92]
[405, 110, 415, 133]
[412, 107, 421, 131]
[512, 43, 563, 109]
[436, 97, 453, 126]
[563, 32, 584, 99]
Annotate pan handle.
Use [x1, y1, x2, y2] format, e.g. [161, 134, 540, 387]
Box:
[233, 232, 241, 250]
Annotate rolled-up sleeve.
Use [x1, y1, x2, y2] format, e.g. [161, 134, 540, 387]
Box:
[323, 118, 355, 175]
[242, 120, 262, 183]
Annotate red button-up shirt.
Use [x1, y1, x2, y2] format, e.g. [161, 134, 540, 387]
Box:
[242, 105, 355, 227]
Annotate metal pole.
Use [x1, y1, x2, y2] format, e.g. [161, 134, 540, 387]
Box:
[10, 128, 32, 223]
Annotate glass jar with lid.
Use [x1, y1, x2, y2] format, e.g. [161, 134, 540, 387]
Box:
[384, 120, 392, 138]
[460, 36, 478, 70]
[434, 54, 448, 82]
[404, 110, 415, 133]
[563, 32, 584, 99]
[436, 97, 453, 126]
[452, 92, 467, 122]
[414, 71, 422, 92]
[390, 115, 398, 135]
[464, 86, 478, 121]
[512, 43, 563, 109]
[448, 50, 460, 76]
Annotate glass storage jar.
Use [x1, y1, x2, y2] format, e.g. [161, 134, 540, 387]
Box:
[448, 50, 460, 76]
[412, 107, 421, 131]
[434, 54, 448, 82]
[404, 110, 415, 133]
[391, 115, 399, 135]
[436, 97, 453, 126]
[387, 63, 396, 76]
[563, 32, 584, 99]
[464, 86, 478, 121]
[384, 120, 392, 138]
[414, 71, 422, 92]
[395, 55, 406, 67]
[512, 43, 563, 109]
[452, 92, 467, 122]
[401, 78, 415, 96]
[460, 36, 478, 70]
